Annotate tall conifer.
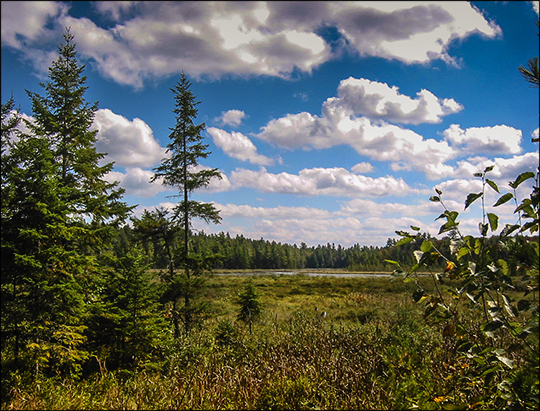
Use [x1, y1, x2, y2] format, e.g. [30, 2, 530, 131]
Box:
[152, 72, 221, 335]
[1, 28, 132, 377]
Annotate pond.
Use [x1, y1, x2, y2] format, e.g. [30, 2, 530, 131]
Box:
[215, 270, 392, 278]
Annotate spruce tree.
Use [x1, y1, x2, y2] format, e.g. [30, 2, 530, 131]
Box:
[237, 279, 264, 334]
[1, 28, 133, 377]
[151, 72, 221, 336]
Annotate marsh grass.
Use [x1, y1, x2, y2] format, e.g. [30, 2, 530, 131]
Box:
[3, 273, 535, 410]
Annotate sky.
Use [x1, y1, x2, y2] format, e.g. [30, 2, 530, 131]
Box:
[1, 1, 539, 248]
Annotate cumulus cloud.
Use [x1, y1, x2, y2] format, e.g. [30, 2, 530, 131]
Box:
[191, 164, 233, 193]
[230, 166, 422, 197]
[443, 124, 522, 155]
[216, 203, 332, 220]
[209, 200, 439, 246]
[351, 162, 375, 174]
[257, 80, 458, 178]
[105, 167, 167, 198]
[91, 109, 166, 168]
[337, 198, 442, 218]
[1, 1, 501, 88]
[215, 109, 247, 127]
[207, 127, 274, 165]
[330, 2, 501, 66]
[334, 77, 463, 124]
[0, 1, 66, 73]
[107, 164, 231, 199]
[453, 152, 540, 181]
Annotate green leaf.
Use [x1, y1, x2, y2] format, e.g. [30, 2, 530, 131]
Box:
[429, 196, 441, 202]
[465, 192, 483, 210]
[457, 246, 470, 260]
[515, 203, 534, 217]
[493, 193, 513, 207]
[495, 354, 514, 369]
[509, 171, 535, 189]
[473, 172, 483, 178]
[385, 259, 400, 266]
[483, 320, 504, 332]
[403, 277, 417, 283]
[395, 236, 414, 246]
[487, 213, 499, 232]
[486, 179, 500, 193]
[439, 220, 459, 235]
[410, 225, 421, 231]
[420, 240, 433, 253]
[435, 188, 442, 195]
[484, 165, 495, 173]
[500, 224, 520, 237]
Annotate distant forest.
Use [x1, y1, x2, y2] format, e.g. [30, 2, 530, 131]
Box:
[114, 224, 441, 271]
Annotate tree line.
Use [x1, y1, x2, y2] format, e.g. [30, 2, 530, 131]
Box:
[113, 223, 431, 271]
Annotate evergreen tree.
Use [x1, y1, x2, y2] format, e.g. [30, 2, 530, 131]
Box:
[237, 279, 264, 334]
[1, 29, 132, 378]
[151, 72, 221, 335]
[86, 246, 168, 371]
[518, 19, 539, 90]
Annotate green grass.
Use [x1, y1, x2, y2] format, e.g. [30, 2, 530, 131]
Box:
[2, 273, 537, 410]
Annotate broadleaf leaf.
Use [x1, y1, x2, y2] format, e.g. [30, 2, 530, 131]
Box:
[465, 192, 483, 210]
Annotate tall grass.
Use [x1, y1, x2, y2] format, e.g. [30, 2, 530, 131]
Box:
[3, 274, 535, 410]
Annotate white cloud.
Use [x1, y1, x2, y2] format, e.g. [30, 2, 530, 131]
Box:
[443, 124, 523, 155]
[257, 86, 457, 178]
[1, 1, 501, 88]
[106, 164, 231, 199]
[105, 167, 167, 198]
[215, 109, 247, 127]
[334, 77, 463, 124]
[93, 1, 138, 22]
[207, 127, 274, 165]
[216, 203, 331, 220]
[191, 165, 233, 193]
[351, 162, 375, 174]
[230, 166, 421, 197]
[91, 109, 166, 168]
[328, 1, 501, 66]
[337, 198, 442, 218]
[454, 152, 539, 182]
[0, 1, 66, 49]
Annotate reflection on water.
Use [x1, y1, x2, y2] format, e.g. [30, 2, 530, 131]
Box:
[216, 271, 391, 278]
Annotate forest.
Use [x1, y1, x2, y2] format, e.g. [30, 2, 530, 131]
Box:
[1, 28, 538, 410]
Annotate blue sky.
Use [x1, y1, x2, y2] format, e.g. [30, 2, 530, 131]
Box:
[2, 1, 539, 247]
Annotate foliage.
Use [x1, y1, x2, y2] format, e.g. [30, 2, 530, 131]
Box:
[389, 164, 539, 409]
[518, 19, 539, 90]
[236, 279, 264, 334]
[1, 29, 132, 381]
[149, 73, 222, 336]
[5, 273, 534, 410]
[85, 246, 169, 371]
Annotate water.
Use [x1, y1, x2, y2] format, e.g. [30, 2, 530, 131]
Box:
[215, 270, 391, 278]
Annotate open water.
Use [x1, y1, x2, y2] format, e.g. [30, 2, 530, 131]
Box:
[215, 271, 391, 278]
